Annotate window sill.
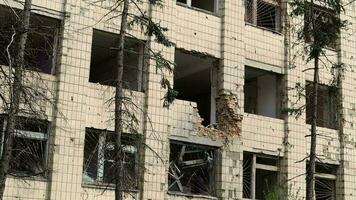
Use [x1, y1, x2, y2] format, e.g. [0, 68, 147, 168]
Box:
[88, 82, 145, 94]
[306, 123, 339, 131]
[244, 112, 284, 120]
[9, 174, 48, 182]
[176, 3, 220, 17]
[82, 182, 139, 192]
[168, 191, 217, 200]
[245, 22, 282, 35]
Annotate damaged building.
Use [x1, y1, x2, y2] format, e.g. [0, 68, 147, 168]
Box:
[0, 0, 355, 200]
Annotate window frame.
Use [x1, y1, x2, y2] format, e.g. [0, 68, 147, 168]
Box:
[168, 140, 218, 197]
[307, 162, 338, 200]
[82, 128, 140, 190]
[244, 65, 283, 119]
[243, 152, 281, 199]
[176, 0, 220, 15]
[89, 29, 145, 92]
[0, 116, 49, 178]
[244, 0, 282, 33]
[305, 81, 339, 129]
[0, 5, 61, 75]
[303, 3, 339, 50]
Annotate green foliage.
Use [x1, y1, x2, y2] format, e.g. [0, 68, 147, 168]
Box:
[290, 0, 347, 60]
[128, 15, 175, 47]
[126, 0, 177, 106]
[264, 189, 278, 200]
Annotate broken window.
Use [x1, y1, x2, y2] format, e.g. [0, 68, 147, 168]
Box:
[0, 6, 60, 74]
[174, 49, 218, 126]
[168, 141, 217, 196]
[245, 0, 281, 32]
[82, 128, 139, 189]
[304, 4, 338, 49]
[307, 162, 338, 200]
[0, 116, 49, 177]
[177, 0, 218, 13]
[306, 82, 338, 129]
[89, 29, 144, 91]
[244, 66, 282, 118]
[243, 152, 280, 199]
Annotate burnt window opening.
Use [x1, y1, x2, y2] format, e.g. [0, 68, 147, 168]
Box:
[174, 49, 218, 126]
[304, 4, 338, 49]
[245, 0, 281, 32]
[89, 29, 145, 92]
[0, 116, 49, 177]
[305, 82, 338, 129]
[177, 0, 218, 13]
[307, 162, 338, 200]
[244, 66, 282, 118]
[168, 141, 217, 196]
[243, 152, 280, 199]
[82, 128, 140, 189]
[0, 6, 60, 74]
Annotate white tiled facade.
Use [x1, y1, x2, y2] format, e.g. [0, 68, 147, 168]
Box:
[0, 0, 356, 199]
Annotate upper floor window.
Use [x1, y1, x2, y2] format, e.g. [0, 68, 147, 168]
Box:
[177, 0, 219, 14]
[0, 6, 60, 74]
[89, 29, 144, 92]
[245, 0, 281, 32]
[174, 49, 219, 126]
[304, 4, 338, 49]
[305, 82, 338, 129]
[0, 116, 49, 177]
[82, 128, 140, 189]
[244, 66, 283, 118]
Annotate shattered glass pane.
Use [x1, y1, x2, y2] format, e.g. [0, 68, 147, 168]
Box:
[315, 178, 336, 200]
[168, 142, 216, 196]
[10, 137, 46, 176]
[82, 128, 139, 189]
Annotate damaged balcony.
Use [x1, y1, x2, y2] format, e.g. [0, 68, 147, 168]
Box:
[174, 49, 218, 127]
[243, 65, 284, 152]
[87, 29, 145, 131]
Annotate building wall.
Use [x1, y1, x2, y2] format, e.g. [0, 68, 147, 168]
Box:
[0, 0, 355, 199]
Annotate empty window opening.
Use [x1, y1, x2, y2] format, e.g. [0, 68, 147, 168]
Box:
[306, 82, 338, 129]
[82, 128, 140, 189]
[174, 49, 218, 126]
[0, 116, 49, 177]
[307, 162, 338, 200]
[245, 0, 281, 32]
[243, 152, 280, 199]
[0, 6, 60, 74]
[304, 4, 338, 49]
[177, 0, 218, 13]
[168, 141, 217, 196]
[244, 66, 282, 118]
[89, 29, 144, 91]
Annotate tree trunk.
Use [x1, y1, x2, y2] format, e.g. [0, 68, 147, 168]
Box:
[114, 0, 129, 199]
[0, 0, 32, 199]
[306, 56, 319, 200]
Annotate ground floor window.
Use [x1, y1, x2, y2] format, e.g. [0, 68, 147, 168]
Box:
[82, 128, 140, 189]
[168, 141, 217, 196]
[243, 152, 280, 199]
[0, 116, 49, 177]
